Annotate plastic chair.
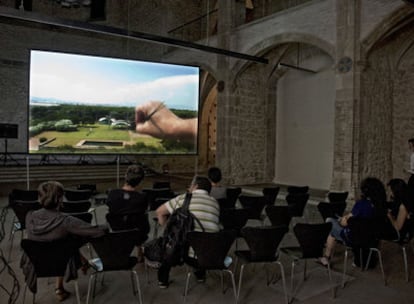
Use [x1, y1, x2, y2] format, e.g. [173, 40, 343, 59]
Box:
[280, 222, 334, 302]
[64, 188, 93, 201]
[217, 198, 236, 210]
[226, 187, 242, 208]
[262, 186, 280, 206]
[238, 195, 267, 224]
[327, 191, 348, 203]
[265, 205, 292, 228]
[8, 200, 41, 261]
[86, 229, 144, 304]
[286, 186, 309, 195]
[286, 193, 309, 223]
[184, 230, 237, 304]
[220, 208, 249, 249]
[235, 226, 289, 304]
[62, 199, 98, 225]
[317, 201, 346, 222]
[21, 238, 82, 304]
[152, 181, 171, 189]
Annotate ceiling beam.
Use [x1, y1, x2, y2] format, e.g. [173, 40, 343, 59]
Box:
[0, 6, 268, 64]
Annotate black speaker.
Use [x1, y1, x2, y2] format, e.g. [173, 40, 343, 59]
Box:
[0, 124, 18, 139]
[90, 0, 106, 21]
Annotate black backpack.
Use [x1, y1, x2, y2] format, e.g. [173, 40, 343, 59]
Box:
[162, 192, 204, 266]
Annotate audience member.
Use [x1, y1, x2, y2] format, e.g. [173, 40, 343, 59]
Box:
[106, 165, 150, 245]
[155, 175, 220, 288]
[318, 177, 387, 266]
[25, 181, 105, 302]
[208, 166, 227, 200]
[386, 178, 414, 240]
[406, 138, 414, 188]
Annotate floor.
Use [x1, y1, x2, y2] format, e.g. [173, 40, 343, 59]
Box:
[1, 189, 414, 304]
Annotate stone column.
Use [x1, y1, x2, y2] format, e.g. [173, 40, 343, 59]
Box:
[331, 0, 362, 198]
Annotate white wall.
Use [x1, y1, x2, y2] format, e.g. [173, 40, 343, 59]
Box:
[275, 54, 335, 190]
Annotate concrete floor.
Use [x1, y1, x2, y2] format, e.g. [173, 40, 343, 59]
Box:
[1, 192, 414, 304]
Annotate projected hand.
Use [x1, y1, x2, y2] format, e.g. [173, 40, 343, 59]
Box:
[135, 101, 197, 142]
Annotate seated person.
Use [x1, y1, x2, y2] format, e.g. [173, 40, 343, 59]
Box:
[208, 166, 226, 200]
[155, 175, 220, 288]
[386, 178, 414, 241]
[319, 177, 387, 266]
[106, 164, 150, 244]
[25, 181, 106, 302]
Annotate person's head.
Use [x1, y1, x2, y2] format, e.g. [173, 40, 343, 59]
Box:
[408, 138, 414, 151]
[38, 181, 64, 210]
[387, 178, 407, 203]
[208, 167, 222, 184]
[124, 165, 145, 188]
[360, 177, 387, 212]
[189, 175, 212, 193]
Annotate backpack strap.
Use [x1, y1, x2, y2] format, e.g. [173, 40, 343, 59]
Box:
[182, 192, 205, 232]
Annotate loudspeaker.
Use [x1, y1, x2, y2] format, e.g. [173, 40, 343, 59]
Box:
[0, 124, 18, 139]
[90, 0, 106, 21]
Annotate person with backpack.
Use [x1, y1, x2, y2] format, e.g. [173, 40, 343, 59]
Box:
[155, 175, 220, 288]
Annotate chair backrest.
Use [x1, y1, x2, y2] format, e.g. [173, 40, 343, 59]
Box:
[9, 189, 38, 206]
[262, 187, 280, 205]
[77, 184, 97, 194]
[217, 197, 236, 210]
[241, 226, 288, 261]
[61, 200, 91, 213]
[226, 187, 242, 207]
[346, 217, 379, 248]
[287, 185, 309, 195]
[286, 193, 309, 217]
[265, 205, 292, 227]
[67, 212, 93, 223]
[317, 201, 346, 221]
[143, 188, 175, 210]
[21, 238, 81, 277]
[327, 191, 348, 203]
[152, 181, 171, 189]
[219, 208, 250, 232]
[10, 201, 41, 229]
[90, 230, 142, 271]
[106, 212, 148, 231]
[187, 230, 236, 269]
[238, 195, 267, 220]
[293, 222, 332, 259]
[64, 189, 92, 201]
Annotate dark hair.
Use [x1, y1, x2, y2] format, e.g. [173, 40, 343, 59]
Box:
[125, 165, 145, 187]
[387, 178, 407, 204]
[208, 167, 222, 183]
[360, 177, 387, 216]
[38, 181, 64, 210]
[408, 138, 414, 145]
[191, 175, 212, 193]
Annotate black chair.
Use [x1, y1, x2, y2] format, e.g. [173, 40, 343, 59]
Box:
[8, 189, 39, 239]
[238, 195, 267, 224]
[265, 205, 292, 228]
[184, 230, 237, 304]
[226, 187, 242, 208]
[328, 191, 348, 203]
[62, 199, 98, 225]
[287, 186, 309, 195]
[220, 208, 250, 249]
[152, 181, 171, 189]
[281, 222, 334, 302]
[8, 200, 41, 261]
[77, 184, 97, 195]
[87, 229, 144, 304]
[64, 188, 93, 201]
[286, 193, 309, 221]
[235, 226, 289, 304]
[143, 188, 175, 211]
[317, 201, 347, 222]
[366, 217, 414, 283]
[21, 238, 82, 304]
[262, 186, 280, 206]
[217, 197, 236, 210]
[340, 217, 382, 286]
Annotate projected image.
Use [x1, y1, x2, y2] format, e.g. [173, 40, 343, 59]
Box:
[28, 50, 199, 154]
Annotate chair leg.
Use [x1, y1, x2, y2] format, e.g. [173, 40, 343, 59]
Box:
[86, 273, 96, 304]
[366, 248, 386, 285]
[224, 269, 238, 304]
[327, 262, 336, 298]
[342, 248, 349, 288]
[74, 280, 81, 304]
[402, 246, 409, 282]
[237, 264, 246, 300]
[132, 270, 143, 304]
[303, 260, 307, 281]
[290, 261, 296, 303]
[275, 261, 289, 304]
[183, 271, 192, 304]
[22, 283, 27, 304]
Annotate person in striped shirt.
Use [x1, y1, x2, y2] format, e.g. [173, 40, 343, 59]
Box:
[155, 175, 220, 288]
